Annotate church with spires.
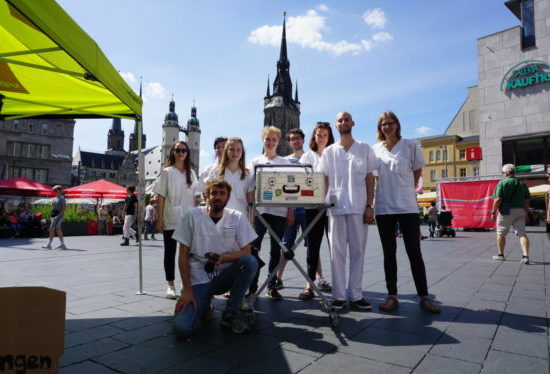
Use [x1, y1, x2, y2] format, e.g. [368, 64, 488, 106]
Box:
[264, 14, 301, 156]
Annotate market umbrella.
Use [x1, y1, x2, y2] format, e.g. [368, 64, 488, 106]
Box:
[417, 191, 437, 202]
[0, 176, 55, 196]
[529, 184, 549, 198]
[63, 179, 127, 200]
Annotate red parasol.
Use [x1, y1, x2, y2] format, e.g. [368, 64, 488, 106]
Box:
[63, 179, 127, 199]
[0, 177, 55, 197]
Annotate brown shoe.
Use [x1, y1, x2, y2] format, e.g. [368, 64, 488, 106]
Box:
[298, 288, 315, 301]
[378, 297, 399, 312]
[419, 298, 441, 313]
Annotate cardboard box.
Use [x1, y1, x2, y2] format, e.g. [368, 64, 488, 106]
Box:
[0, 287, 66, 374]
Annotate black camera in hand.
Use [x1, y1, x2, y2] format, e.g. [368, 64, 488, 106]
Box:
[204, 252, 221, 273]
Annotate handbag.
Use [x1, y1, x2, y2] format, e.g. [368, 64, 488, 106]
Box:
[51, 209, 59, 217]
[498, 179, 520, 215]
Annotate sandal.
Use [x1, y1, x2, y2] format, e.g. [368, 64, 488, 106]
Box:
[298, 288, 315, 301]
[378, 297, 399, 312]
[419, 298, 441, 313]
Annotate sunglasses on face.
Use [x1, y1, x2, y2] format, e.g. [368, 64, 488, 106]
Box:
[174, 148, 188, 154]
[381, 121, 396, 127]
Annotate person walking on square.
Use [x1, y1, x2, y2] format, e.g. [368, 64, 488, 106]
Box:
[120, 186, 138, 246]
[296, 122, 335, 300]
[427, 202, 438, 238]
[491, 164, 531, 264]
[144, 199, 157, 240]
[320, 112, 375, 310]
[249, 126, 294, 300]
[372, 111, 440, 313]
[42, 185, 67, 249]
[98, 204, 109, 235]
[154, 141, 199, 299]
[172, 179, 258, 338]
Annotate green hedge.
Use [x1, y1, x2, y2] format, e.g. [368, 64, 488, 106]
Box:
[34, 204, 97, 222]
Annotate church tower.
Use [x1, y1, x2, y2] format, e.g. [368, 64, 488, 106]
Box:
[106, 118, 126, 156]
[184, 103, 201, 176]
[161, 99, 180, 164]
[129, 120, 146, 152]
[263, 14, 301, 156]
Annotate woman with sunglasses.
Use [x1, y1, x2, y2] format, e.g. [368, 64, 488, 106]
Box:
[296, 122, 335, 300]
[154, 141, 198, 299]
[372, 111, 440, 313]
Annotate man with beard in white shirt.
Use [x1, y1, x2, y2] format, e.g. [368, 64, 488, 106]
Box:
[320, 111, 375, 311]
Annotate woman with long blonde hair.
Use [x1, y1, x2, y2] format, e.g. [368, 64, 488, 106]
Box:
[153, 141, 198, 299]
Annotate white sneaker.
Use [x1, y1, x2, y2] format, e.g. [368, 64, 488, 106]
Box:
[42, 243, 52, 249]
[520, 256, 530, 264]
[55, 243, 66, 250]
[492, 254, 505, 261]
[165, 286, 177, 299]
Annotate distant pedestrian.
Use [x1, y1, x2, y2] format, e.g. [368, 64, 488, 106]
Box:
[42, 185, 67, 250]
[98, 204, 109, 235]
[8, 211, 21, 237]
[491, 164, 531, 264]
[144, 199, 157, 240]
[120, 186, 138, 246]
[427, 202, 438, 238]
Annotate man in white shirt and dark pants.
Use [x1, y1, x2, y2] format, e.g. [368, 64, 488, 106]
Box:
[320, 111, 376, 310]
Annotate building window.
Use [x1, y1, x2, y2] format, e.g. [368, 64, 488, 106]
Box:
[459, 149, 465, 159]
[28, 124, 34, 133]
[441, 169, 447, 178]
[473, 167, 479, 176]
[13, 121, 19, 131]
[41, 123, 49, 135]
[429, 151, 434, 162]
[109, 173, 115, 178]
[436, 150, 441, 161]
[521, 0, 536, 49]
[34, 169, 48, 183]
[442, 149, 448, 161]
[430, 170, 436, 181]
[460, 168, 467, 177]
[502, 136, 548, 168]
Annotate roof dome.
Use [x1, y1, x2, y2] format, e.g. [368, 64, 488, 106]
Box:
[165, 100, 178, 121]
[187, 106, 199, 126]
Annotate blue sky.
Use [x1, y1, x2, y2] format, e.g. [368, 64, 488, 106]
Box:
[58, 0, 519, 172]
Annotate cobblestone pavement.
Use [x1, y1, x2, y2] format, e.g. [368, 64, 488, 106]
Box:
[1, 226, 549, 373]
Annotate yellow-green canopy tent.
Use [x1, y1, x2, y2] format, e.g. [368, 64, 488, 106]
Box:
[0, 0, 142, 120]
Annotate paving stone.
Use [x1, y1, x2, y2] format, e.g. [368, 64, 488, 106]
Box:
[429, 332, 492, 363]
[481, 349, 549, 374]
[156, 355, 231, 374]
[60, 338, 130, 367]
[413, 354, 482, 374]
[498, 312, 548, 335]
[60, 360, 120, 374]
[65, 324, 125, 348]
[208, 334, 283, 366]
[300, 352, 410, 374]
[112, 320, 173, 345]
[231, 348, 316, 374]
[491, 328, 549, 359]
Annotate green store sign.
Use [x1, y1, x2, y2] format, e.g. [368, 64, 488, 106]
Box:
[501, 60, 550, 91]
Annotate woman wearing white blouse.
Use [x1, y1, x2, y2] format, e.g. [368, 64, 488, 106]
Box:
[296, 122, 335, 300]
[153, 141, 198, 299]
[249, 126, 294, 300]
[373, 111, 440, 313]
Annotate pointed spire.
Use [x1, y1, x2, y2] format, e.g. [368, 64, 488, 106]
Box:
[295, 80, 299, 102]
[111, 118, 122, 132]
[279, 12, 288, 64]
[169, 97, 175, 113]
[266, 75, 271, 97]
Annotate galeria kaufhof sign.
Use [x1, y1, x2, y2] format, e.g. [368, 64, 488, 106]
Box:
[501, 60, 550, 91]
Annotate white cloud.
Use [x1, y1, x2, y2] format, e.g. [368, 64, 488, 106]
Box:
[316, 4, 329, 12]
[363, 9, 387, 29]
[120, 71, 136, 83]
[200, 150, 209, 158]
[144, 82, 165, 99]
[248, 9, 392, 56]
[415, 126, 432, 135]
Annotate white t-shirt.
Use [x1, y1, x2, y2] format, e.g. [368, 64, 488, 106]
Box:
[372, 138, 425, 215]
[299, 150, 322, 172]
[205, 167, 255, 215]
[284, 153, 302, 165]
[145, 204, 156, 222]
[153, 166, 199, 230]
[172, 207, 258, 285]
[320, 141, 376, 216]
[249, 155, 290, 218]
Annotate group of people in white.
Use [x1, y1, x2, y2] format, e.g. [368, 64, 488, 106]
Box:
[146, 110, 441, 338]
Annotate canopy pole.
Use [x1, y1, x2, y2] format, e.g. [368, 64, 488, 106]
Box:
[136, 116, 146, 295]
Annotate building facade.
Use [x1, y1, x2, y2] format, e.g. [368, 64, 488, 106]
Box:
[478, 0, 550, 178]
[0, 118, 75, 186]
[263, 16, 300, 156]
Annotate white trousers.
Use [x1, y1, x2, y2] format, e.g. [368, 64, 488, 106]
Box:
[328, 214, 368, 301]
[123, 214, 136, 239]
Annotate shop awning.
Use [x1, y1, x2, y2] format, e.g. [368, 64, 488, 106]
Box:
[0, 0, 142, 120]
[529, 184, 549, 197]
[0, 176, 55, 196]
[417, 191, 437, 202]
[63, 179, 127, 199]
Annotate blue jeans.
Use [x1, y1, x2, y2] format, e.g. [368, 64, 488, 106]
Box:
[428, 221, 436, 235]
[283, 208, 307, 250]
[251, 214, 286, 291]
[173, 254, 258, 338]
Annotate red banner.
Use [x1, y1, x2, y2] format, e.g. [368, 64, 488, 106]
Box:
[440, 180, 499, 228]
